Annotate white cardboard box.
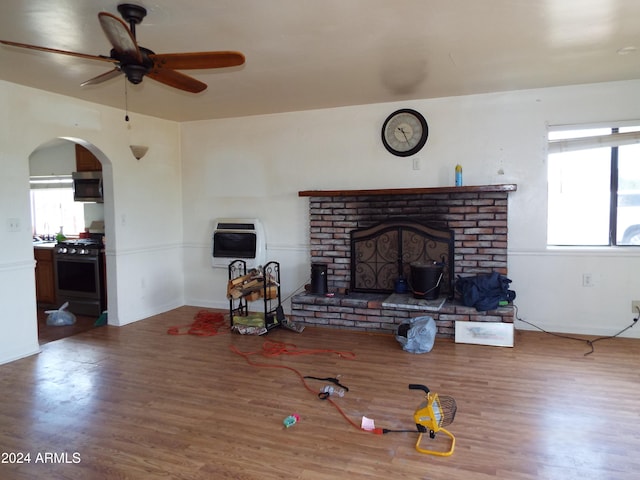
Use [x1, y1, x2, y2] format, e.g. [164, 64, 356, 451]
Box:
[455, 321, 514, 347]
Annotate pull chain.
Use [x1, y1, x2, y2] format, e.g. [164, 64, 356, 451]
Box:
[124, 77, 130, 123]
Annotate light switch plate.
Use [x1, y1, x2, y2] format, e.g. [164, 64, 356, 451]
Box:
[7, 218, 20, 232]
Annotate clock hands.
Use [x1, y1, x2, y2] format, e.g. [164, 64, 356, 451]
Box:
[397, 126, 410, 143]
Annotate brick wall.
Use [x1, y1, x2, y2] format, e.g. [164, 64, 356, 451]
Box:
[291, 186, 515, 336]
[309, 190, 509, 290]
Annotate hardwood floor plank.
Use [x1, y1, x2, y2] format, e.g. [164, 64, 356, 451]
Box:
[1, 306, 639, 479]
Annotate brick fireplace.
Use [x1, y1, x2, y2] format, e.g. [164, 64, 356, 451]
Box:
[290, 185, 517, 337]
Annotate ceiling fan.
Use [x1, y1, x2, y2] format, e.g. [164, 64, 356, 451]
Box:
[0, 3, 245, 93]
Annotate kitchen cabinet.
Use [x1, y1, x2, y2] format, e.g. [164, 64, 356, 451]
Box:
[75, 144, 102, 172]
[34, 247, 56, 306]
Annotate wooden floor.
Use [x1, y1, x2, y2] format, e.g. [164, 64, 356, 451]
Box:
[37, 308, 103, 345]
[1, 306, 639, 480]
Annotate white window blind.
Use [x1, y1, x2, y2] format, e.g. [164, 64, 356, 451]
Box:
[548, 130, 640, 154]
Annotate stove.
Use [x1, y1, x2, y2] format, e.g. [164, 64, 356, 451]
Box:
[53, 238, 105, 316]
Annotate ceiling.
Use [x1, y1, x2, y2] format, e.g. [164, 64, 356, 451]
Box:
[1, 0, 639, 122]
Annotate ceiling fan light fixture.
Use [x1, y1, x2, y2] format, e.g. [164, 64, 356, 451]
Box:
[130, 144, 148, 160]
[122, 63, 148, 84]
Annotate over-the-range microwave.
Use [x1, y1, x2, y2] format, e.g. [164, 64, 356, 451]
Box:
[72, 171, 103, 203]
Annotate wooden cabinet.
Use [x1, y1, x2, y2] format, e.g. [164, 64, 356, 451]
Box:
[34, 247, 56, 306]
[75, 144, 102, 172]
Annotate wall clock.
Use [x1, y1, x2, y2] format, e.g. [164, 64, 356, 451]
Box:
[381, 108, 428, 157]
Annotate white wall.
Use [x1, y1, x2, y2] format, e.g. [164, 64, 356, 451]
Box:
[181, 79, 640, 338]
[0, 80, 184, 365]
[29, 140, 75, 176]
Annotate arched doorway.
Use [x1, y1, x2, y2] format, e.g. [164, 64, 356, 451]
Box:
[29, 137, 115, 344]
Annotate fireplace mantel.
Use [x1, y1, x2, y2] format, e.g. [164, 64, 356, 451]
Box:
[298, 184, 517, 197]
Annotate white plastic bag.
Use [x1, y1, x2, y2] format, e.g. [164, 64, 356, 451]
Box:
[45, 302, 77, 326]
[395, 316, 436, 353]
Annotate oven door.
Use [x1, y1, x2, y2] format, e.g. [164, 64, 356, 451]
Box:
[54, 254, 104, 316]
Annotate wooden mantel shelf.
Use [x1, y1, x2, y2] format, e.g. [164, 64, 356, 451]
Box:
[298, 184, 517, 197]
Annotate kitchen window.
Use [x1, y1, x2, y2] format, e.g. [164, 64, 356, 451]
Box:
[30, 175, 84, 237]
[547, 124, 640, 246]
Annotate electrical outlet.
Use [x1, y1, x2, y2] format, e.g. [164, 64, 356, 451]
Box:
[632, 301, 640, 314]
[582, 273, 594, 287]
[7, 217, 20, 232]
[412, 158, 421, 170]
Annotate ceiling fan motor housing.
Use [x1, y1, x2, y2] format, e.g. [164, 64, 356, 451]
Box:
[122, 63, 147, 84]
[117, 4, 147, 27]
[113, 46, 154, 84]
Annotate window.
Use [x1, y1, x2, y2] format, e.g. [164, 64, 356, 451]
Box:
[547, 125, 640, 246]
[30, 176, 85, 237]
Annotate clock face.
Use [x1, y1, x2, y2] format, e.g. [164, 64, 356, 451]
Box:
[381, 109, 428, 157]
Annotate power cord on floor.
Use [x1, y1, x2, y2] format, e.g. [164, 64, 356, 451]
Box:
[514, 303, 639, 356]
[280, 278, 311, 304]
[229, 341, 390, 434]
[167, 310, 228, 336]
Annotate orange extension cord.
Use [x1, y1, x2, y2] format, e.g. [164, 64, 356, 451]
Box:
[230, 341, 384, 435]
[167, 310, 229, 336]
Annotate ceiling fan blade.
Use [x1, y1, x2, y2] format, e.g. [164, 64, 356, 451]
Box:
[147, 68, 207, 93]
[149, 51, 245, 70]
[81, 68, 122, 87]
[98, 12, 141, 62]
[0, 39, 116, 63]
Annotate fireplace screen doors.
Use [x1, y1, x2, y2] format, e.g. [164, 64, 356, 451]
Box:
[350, 218, 454, 297]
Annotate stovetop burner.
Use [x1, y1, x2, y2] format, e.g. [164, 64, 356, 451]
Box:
[55, 238, 104, 255]
[58, 239, 102, 247]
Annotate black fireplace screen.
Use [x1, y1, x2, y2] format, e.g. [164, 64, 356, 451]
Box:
[350, 218, 454, 297]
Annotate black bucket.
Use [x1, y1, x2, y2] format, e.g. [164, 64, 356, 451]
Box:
[410, 262, 444, 300]
[310, 263, 328, 294]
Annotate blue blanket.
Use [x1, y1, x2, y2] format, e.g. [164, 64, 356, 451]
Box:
[455, 272, 516, 311]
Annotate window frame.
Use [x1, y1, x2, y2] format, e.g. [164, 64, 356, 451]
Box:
[547, 121, 640, 247]
[29, 178, 85, 238]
